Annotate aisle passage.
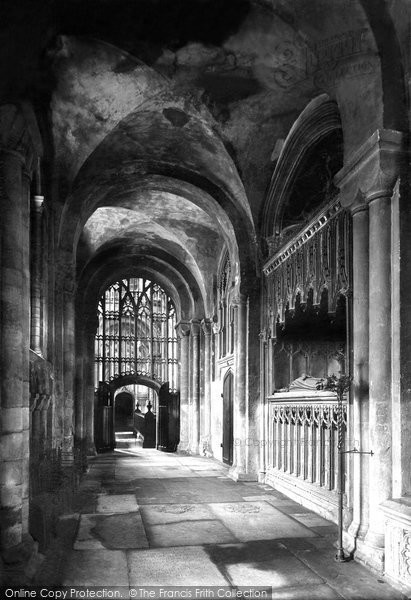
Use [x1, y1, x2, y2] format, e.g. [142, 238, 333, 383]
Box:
[35, 435, 406, 599]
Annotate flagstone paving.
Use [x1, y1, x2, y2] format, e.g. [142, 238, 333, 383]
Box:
[35, 434, 408, 599]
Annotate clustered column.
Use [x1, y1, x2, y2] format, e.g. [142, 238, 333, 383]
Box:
[30, 194, 44, 354]
[176, 322, 190, 451]
[62, 286, 75, 466]
[85, 320, 98, 455]
[201, 319, 212, 455]
[190, 320, 201, 454]
[335, 129, 406, 571]
[230, 294, 248, 480]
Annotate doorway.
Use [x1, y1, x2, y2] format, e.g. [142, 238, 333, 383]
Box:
[222, 371, 234, 465]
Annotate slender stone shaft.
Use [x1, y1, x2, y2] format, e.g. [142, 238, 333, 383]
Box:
[176, 323, 190, 450]
[190, 320, 201, 453]
[86, 331, 97, 454]
[350, 205, 370, 539]
[365, 193, 392, 549]
[62, 290, 75, 465]
[231, 295, 247, 479]
[21, 170, 31, 535]
[201, 319, 212, 454]
[30, 195, 44, 354]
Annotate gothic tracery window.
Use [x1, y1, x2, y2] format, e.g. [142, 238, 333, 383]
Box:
[218, 253, 234, 358]
[95, 277, 177, 390]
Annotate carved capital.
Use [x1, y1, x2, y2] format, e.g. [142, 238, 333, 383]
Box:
[175, 321, 191, 338]
[201, 318, 213, 336]
[190, 319, 201, 337]
[335, 129, 407, 210]
[231, 292, 247, 307]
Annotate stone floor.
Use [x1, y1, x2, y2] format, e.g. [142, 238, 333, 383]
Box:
[35, 433, 408, 599]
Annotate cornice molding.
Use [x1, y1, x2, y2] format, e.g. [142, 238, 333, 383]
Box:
[263, 197, 341, 276]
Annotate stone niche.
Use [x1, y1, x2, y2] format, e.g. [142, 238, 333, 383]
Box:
[381, 499, 411, 594]
[273, 340, 345, 391]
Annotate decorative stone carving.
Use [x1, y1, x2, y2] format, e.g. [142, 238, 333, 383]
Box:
[154, 504, 195, 514]
[224, 503, 261, 514]
[201, 318, 212, 336]
[381, 499, 411, 592]
[400, 531, 411, 580]
[176, 321, 191, 338]
[263, 199, 351, 324]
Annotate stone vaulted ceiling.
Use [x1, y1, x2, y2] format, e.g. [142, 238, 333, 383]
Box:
[3, 0, 400, 317]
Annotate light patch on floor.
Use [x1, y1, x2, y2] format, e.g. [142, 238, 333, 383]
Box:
[74, 512, 148, 549]
[127, 546, 229, 586]
[209, 501, 317, 541]
[289, 513, 334, 527]
[63, 549, 129, 586]
[223, 555, 325, 587]
[96, 493, 139, 513]
[146, 519, 237, 547]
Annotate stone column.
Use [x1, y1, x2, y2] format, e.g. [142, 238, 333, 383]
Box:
[230, 294, 249, 480]
[348, 204, 370, 544]
[258, 329, 268, 480]
[364, 189, 392, 555]
[30, 195, 44, 354]
[0, 148, 27, 549]
[74, 329, 84, 448]
[84, 314, 98, 456]
[201, 319, 212, 456]
[21, 169, 31, 536]
[176, 322, 190, 451]
[190, 320, 201, 454]
[335, 129, 406, 571]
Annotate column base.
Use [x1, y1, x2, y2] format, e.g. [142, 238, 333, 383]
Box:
[87, 443, 97, 457]
[344, 519, 369, 554]
[228, 465, 258, 482]
[0, 535, 44, 585]
[354, 535, 385, 574]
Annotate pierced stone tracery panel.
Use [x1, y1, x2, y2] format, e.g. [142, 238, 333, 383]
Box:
[264, 201, 351, 325]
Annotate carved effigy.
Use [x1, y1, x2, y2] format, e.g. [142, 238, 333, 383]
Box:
[288, 373, 326, 391]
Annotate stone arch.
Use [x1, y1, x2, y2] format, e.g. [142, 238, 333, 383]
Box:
[76, 245, 205, 325]
[359, 0, 408, 132]
[262, 94, 342, 245]
[109, 374, 162, 394]
[51, 36, 258, 299]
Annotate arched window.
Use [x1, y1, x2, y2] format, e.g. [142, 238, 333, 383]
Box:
[95, 277, 177, 390]
[218, 253, 233, 358]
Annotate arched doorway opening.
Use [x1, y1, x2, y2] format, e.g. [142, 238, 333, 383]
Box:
[93, 276, 179, 452]
[222, 371, 234, 466]
[113, 384, 158, 434]
[114, 389, 134, 432]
